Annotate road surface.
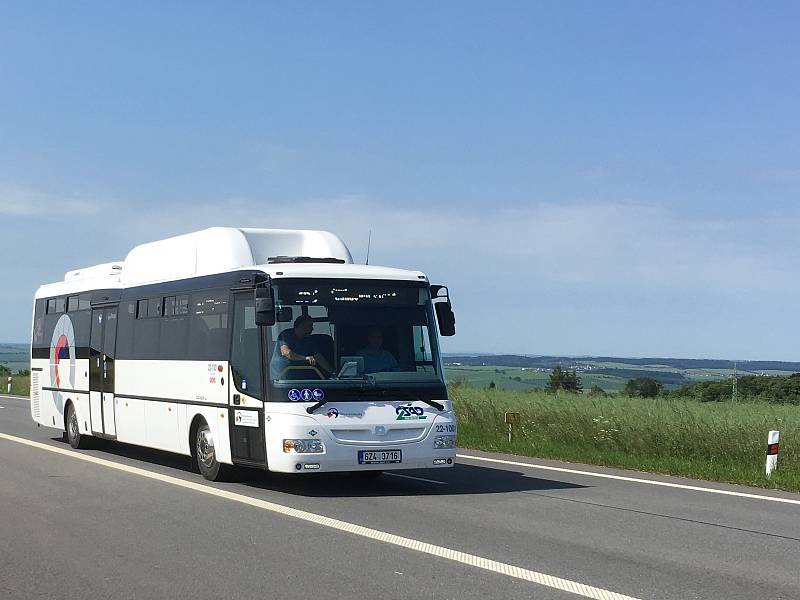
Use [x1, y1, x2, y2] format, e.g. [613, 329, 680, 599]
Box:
[1, 394, 798, 599]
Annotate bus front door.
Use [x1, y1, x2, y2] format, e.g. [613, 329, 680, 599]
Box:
[89, 306, 118, 438]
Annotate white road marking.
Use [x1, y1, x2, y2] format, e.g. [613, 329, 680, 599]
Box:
[383, 472, 447, 485]
[0, 432, 640, 600]
[457, 453, 800, 506]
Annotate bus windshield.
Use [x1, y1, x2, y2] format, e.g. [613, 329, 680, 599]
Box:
[266, 279, 443, 393]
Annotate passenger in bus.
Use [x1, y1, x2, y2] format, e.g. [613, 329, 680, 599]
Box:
[270, 314, 333, 378]
[356, 326, 398, 373]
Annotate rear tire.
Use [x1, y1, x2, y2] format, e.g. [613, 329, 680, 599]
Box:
[195, 421, 232, 482]
[65, 403, 92, 449]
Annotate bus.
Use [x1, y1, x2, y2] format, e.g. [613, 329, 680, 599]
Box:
[30, 227, 457, 481]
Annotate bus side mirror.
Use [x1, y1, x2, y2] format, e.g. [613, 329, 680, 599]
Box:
[255, 288, 275, 327]
[435, 302, 456, 336]
[431, 284, 455, 336]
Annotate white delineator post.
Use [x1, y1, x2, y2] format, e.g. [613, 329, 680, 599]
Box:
[6, 376, 10, 394]
[765, 430, 780, 477]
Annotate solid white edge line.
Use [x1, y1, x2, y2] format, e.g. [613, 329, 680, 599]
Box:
[456, 453, 800, 506]
[383, 472, 447, 485]
[0, 432, 641, 600]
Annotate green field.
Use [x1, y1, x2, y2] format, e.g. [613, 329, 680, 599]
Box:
[452, 384, 800, 492]
[445, 356, 800, 393]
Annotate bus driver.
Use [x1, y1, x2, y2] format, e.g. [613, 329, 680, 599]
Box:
[270, 314, 333, 378]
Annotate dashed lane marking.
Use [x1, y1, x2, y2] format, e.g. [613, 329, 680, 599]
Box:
[0, 432, 642, 600]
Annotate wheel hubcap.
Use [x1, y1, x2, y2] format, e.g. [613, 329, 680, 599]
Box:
[197, 427, 215, 468]
[69, 410, 79, 441]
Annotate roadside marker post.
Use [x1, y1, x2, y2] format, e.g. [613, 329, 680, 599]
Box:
[766, 430, 780, 477]
[505, 412, 521, 443]
[6, 377, 10, 394]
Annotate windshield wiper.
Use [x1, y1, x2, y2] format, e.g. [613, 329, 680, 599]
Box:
[306, 399, 328, 414]
[421, 398, 445, 411]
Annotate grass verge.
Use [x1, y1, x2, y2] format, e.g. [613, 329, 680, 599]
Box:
[0, 375, 29, 398]
[452, 385, 800, 493]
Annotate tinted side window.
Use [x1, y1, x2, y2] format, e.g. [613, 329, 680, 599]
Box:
[132, 315, 159, 358]
[188, 290, 229, 360]
[176, 295, 189, 315]
[116, 302, 135, 359]
[231, 294, 261, 397]
[47, 299, 57, 314]
[160, 312, 189, 359]
[103, 309, 118, 358]
[55, 297, 66, 313]
[163, 296, 175, 317]
[67, 296, 80, 312]
[137, 299, 149, 319]
[147, 297, 162, 318]
[32, 299, 46, 349]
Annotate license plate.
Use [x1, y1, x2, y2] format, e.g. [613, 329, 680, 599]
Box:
[358, 449, 402, 464]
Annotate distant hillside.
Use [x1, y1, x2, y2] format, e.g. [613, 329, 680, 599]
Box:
[0, 343, 30, 373]
[443, 354, 800, 373]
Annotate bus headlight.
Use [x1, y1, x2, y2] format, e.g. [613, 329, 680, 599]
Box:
[433, 435, 456, 449]
[283, 439, 324, 453]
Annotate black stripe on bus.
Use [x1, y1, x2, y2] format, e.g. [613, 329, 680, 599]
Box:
[42, 387, 89, 394]
[31, 367, 43, 372]
[32, 347, 91, 360]
[115, 393, 228, 408]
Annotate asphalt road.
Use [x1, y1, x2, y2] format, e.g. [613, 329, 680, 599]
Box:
[1, 394, 798, 600]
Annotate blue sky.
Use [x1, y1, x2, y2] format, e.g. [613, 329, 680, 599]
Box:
[1, 2, 799, 359]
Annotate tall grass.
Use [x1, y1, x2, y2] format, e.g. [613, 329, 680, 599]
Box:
[0, 375, 29, 397]
[452, 385, 800, 492]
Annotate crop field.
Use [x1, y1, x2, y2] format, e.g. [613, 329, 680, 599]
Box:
[445, 355, 800, 392]
[452, 384, 800, 492]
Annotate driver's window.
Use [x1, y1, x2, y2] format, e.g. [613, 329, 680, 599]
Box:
[413, 324, 434, 372]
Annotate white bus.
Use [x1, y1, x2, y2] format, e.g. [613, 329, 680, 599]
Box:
[30, 228, 457, 480]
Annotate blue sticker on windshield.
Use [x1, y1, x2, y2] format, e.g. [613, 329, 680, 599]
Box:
[300, 388, 314, 401]
[312, 388, 324, 401]
[288, 388, 301, 401]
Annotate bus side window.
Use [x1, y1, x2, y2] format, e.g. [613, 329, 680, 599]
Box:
[231, 295, 261, 398]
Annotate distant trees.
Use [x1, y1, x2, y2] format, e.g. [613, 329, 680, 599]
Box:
[624, 378, 663, 398]
[588, 385, 607, 396]
[546, 365, 583, 393]
[672, 374, 800, 405]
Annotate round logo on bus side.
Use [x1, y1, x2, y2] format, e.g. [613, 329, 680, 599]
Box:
[288, 388, 301, 401]
[312, 388, 324, 401]
[50, 314, 76, 413]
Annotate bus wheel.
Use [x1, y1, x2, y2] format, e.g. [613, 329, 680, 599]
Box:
[195, 421, 231, 482]
[65, 403, 92, 449]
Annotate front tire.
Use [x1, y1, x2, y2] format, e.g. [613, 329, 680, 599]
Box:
[65, 403, 92, 449]
[195, 421, 232, 481]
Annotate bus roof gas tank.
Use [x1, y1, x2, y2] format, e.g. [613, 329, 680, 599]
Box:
[121, 227, 353, 286]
